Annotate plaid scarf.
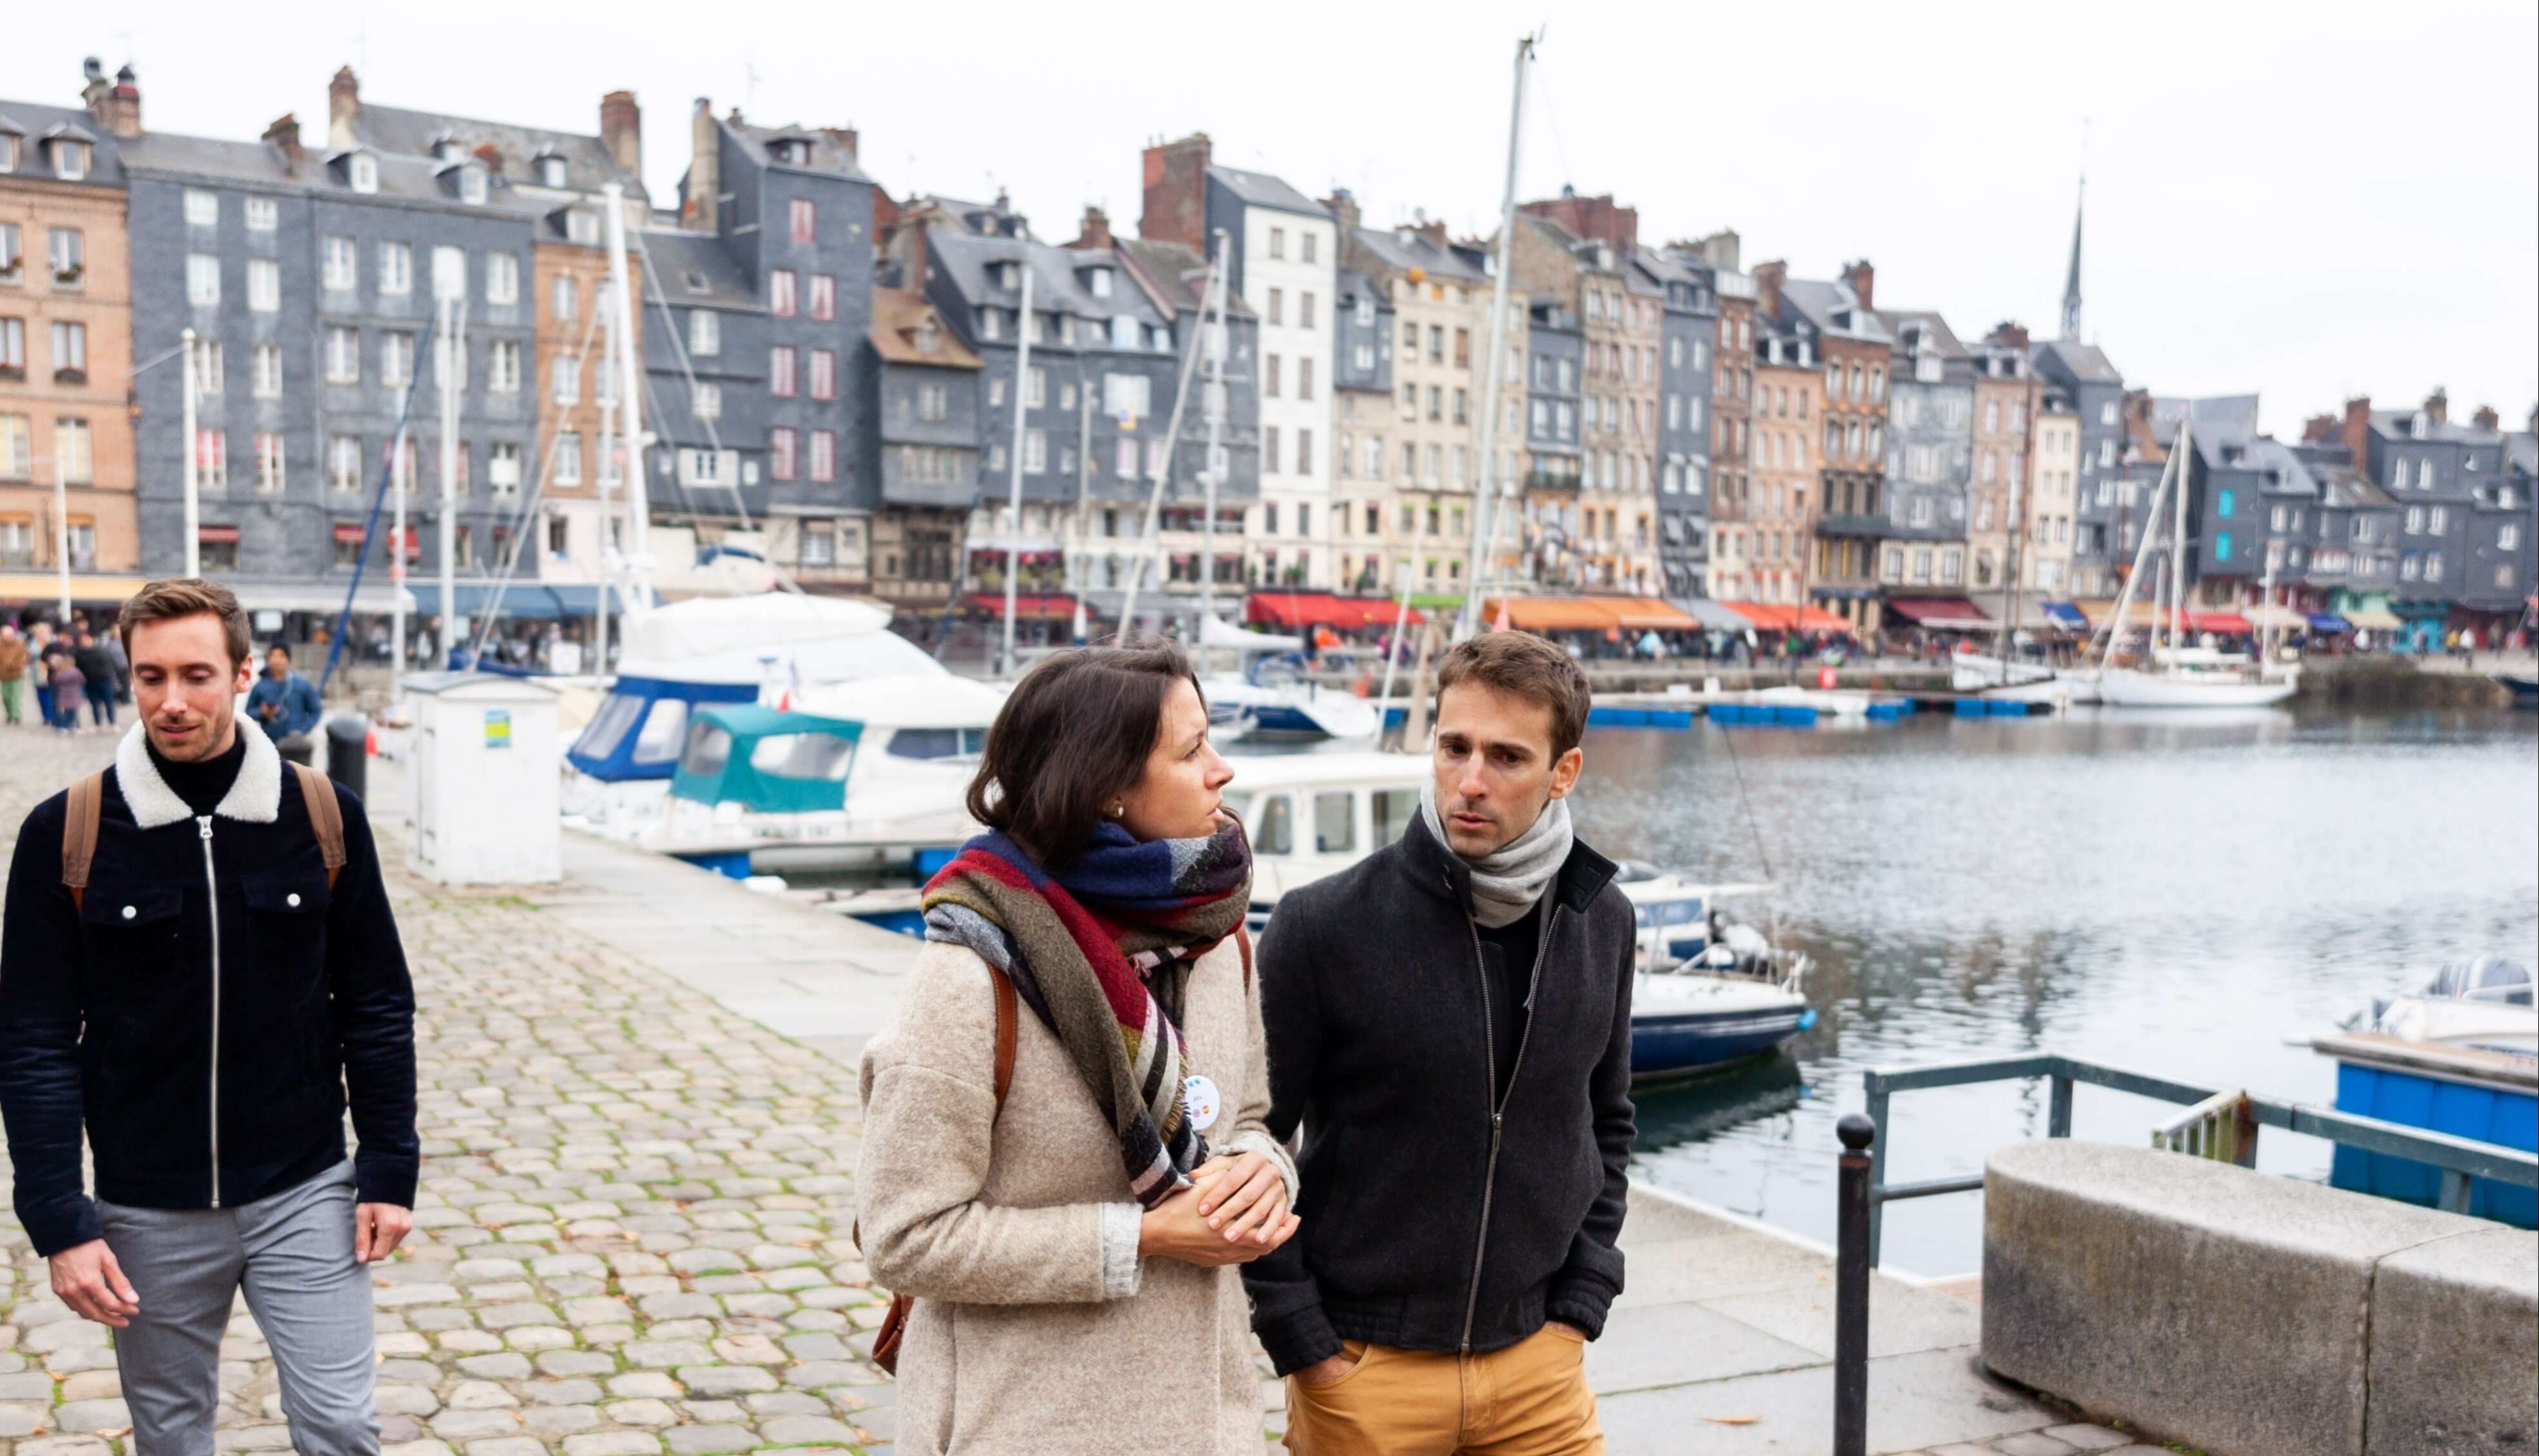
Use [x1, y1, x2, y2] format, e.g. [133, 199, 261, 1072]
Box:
[921, 818, 1252, 1207]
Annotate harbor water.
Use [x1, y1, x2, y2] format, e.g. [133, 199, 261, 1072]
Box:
[1566, 704, 2539, 1276]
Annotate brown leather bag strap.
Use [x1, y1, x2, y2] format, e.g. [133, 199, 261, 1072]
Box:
[290, 763, 347, 891]
[61, 772, 104, 914]
[990, 969, 1017, 1112]
[1237, 923, 1254, 991]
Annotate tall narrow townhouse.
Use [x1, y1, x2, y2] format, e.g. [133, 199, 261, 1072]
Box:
[2029, 339, 2126, 598]
[339, 74, 648, 612]
[1138, 136, 1332, 592]
[2024, 385, 2081, 597]
[2352, 391, 2515, 648]
[1327, 260, 1394, 595]
[124, 71, 540, 625]
[0, 62, 141, 608]
[1638, 248, 1717, 598]
[1758, 261, 1888, 630]
[1508, 206, 1652, 590]
[1112, 232, 1265, 615]
[1329, 194, 1489, 605]
[1966, 329, 2036, 599]
[1745, 301, 1822, 609]
[1516, 296, 1584, 588]
[1705, 248, 1758, 603]
[1875, 304, 1975, 608]
[679, 102, 877, 589]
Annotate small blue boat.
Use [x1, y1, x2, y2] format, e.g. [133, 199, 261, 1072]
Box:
[2316, 958, 2536, 1227]
[1617, 865, 1817, 1083]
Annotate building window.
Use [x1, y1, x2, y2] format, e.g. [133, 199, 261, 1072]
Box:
[380, 242, 413, 296]
[254, 432, 286, 493]
[689, 309, 720, 355]
[53, 418, 93, 483]
[551, 275, 578, 320]
[1267, 288, 1283, 327]
[1268, 227, 1286, 260]
[809, 349, 836, 400]
[554, 432, 583, 486]
[1300, 358, 1316, 401]
[382, 333, 414, 389]
[1298, 429, 1314, 477]
[48, 321, 85, 381]
[1265, 354, 1282, 398]
[2215, 532, 2234, 562]
[790, 199, 817, 244]
[459, 168, 488, 205]
[489, 441, 523, 497]
[187, 253, 221, 306]
[692, 382, 722, 422]
[767, 346, 796, 397]
[323, 235, 358, 292]
[809, 429, 836, 481]
[552, 356, 580, 404]
[52, 141, 89, 181]
[190, 338, 221, 395]
[771, 269, 797, 316]
[243, 257, 278, 312]
[809, 274, 835, 321]
[488, 339, 521, 393]
[349, 153, 379, 193]
[326, 326, 361, 384]
[918, 383, 949, 422]
[432, 245, 467, 301]
[253, 343, 283, 397]
[329, 435, 364, 492]
[771, 427, 797, 481]
[486, 252, 519, 305]
[184, 189, 220, 226]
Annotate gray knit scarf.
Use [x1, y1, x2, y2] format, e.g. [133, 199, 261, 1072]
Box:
[1420, 776, 1574, 929]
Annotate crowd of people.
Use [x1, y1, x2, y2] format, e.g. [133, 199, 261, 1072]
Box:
[0, 617, 133, 734]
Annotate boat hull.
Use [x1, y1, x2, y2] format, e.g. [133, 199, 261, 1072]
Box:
[1952, 653, 2099, 704]
[2096, 668, 2297, 707]
[1629, 1004, 1812, 1081]
[2317, 1032, 2538, 1227]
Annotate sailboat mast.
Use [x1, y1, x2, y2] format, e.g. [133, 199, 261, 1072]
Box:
[1117, 253, 1217, 637]
[1198, 227, 1231, 664]
[1997, 413, 2029, 684]
[1456, 32, 1537, 641]
[601, 184, 652, 623]
[2168, 418, 2191, 654]
[1002, 261, 1035, 675]
[2094, 438, 2176, 673]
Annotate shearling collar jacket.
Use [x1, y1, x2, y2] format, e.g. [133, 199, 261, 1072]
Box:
[0, 719, 418, 1256]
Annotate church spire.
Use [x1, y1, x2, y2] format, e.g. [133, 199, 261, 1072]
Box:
[2059, 175, 2085, 341]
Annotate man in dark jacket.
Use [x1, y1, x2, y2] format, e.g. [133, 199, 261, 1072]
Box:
[1247, 631, 1634, 1455]
[0, 578, 416, 1456]
[73, 628, 119, 728]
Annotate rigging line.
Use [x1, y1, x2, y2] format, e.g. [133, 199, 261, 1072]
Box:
[1530, 55, 1576, 195]
[317, 308, 438, 697]
[633, 369, 709, 523]
[468, 304, 609, 663]
[1711, 710, 1778, 887]
[633, 234, 755, 532]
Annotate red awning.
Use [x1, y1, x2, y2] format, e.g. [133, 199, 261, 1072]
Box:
[332, 524, 368, 542]
[1724, 601, 1855, 635]
[1249, 592, 1423, 630]
[1884, 597, 1990, 630]
[2187, 612, 2253, 634]
[966, 592, 1083, 622]
[197, 525, 241, 543]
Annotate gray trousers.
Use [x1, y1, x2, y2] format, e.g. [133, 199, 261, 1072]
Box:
[98, 1160, 379, 1456]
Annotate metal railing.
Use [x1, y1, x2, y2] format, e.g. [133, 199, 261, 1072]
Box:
[1858, 1051, 2539, 1267]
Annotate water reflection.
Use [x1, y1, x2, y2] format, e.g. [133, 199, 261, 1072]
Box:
[1576, 704, 2539, 1274]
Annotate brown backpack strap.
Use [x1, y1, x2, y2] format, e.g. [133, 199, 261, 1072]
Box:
[1236, 923, 1253, 991]
[291, 762, 347, 891]
[61, 772, 103, 914]
[990, 968, 1017, 1112]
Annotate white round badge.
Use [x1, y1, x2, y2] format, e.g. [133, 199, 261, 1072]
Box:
[1180, 1074, 1222, 1132]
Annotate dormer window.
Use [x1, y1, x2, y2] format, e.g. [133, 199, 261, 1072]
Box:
[914, 319, 941, 355]
[979, 308, 1002, 342]
[434, 138, 464, 163]
[459, 167, 489, 205]
[539, 155, 567, 188]
[566, 210, 598, 245]
[52, 140, 90, 181]
[0, 129, 20, 174]
[683, 269, 709, 295]
[1089, 267, 1112, 299]
[349, 152, 379, 193]
[2410, 414, 2428, 439]
[1110, 314, 1137, 349]
[1000, 261, 1023, 291]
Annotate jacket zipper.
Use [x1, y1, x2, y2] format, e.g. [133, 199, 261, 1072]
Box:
[199, 815, 222, 1209]
[1457, 901, 1561, 1353]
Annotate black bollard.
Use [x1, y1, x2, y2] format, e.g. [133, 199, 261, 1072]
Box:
[324, 714, 370, 801]
[1835, 1111, 1876, 1456]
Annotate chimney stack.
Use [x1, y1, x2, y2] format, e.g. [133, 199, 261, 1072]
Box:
[1323, 188, 1360, 237]
[896, 202, 936, 296]
[1139, 132, 1211, 248]
[685, 98, 722, 234]
[2423, 387, 2448, 425]
[262, 114, 305, 173]
[1754, 260, 1787, 319]
[2301, 413, 2340, 444]
[600, 91, 642, 179]
[328, 66, 361, 151]
[94, 63, 143, 139]
[2340, 396, 2372, 463]
[80, 58, 109, 120]
[2472, 404, 2499, 432]
[1412, 217, 1448, 249]
[1841, 259, 1875, 310]
[820, 127, 859, 164]
[1070, 205, 1114, 251]
[1693, 229, 1741, 272]
[1986, 321, 2031, 351]
[1517, 191, 1637, 253]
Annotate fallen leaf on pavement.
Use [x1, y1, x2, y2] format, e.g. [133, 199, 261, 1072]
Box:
[1704, 1415, 1762, 1425]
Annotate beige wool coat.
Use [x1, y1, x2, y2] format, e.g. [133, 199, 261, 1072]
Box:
[856, 935, 1295, 1455]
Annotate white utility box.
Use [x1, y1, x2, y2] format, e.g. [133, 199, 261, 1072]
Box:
[404, 672, 561, 885]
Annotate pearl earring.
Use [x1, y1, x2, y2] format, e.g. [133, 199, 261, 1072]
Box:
[1109, 804, 1125, 819]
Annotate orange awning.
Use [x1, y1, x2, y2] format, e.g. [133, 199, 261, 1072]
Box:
[1725, 601, 1856, 635]
[1485, 597, 1622, 632]
[1584, 596, 1698, 630]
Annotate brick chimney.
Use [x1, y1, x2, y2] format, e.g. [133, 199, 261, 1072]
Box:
[1139, 132, 1210, 248]
[92, 64, 144, 139]
[895, 202, 936, 295]
[2340, 396, 2372, 463]
[1840, 259, 1875, 310]
[262, 114, 305, 173]
[1070, 205, 1113, 251]
[79, 58, 109, 120]
[1323, 189, 1360, 237]
[2472, 404, 2499, 432]
[684, 98, 721, 233]
[820, 127, 859, 165]
[1411, 215, 1448, 249]
[472, 142, 504, 179]
[328, 66, 360, 150]
[1518, 190, 1637, 252]
[2422, 387, 2448, 425]
[1692, 229, 1740, 272]
[1986, 321, 2030, 351]
[600, 91, 642, 178]
[1754, 260, 1787, 319]
[2301, 412, 2340, 444]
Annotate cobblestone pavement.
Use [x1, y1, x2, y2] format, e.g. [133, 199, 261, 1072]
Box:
[0, 724, 902, 1456]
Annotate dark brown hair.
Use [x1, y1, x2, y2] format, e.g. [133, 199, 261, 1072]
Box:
[966, 642, 1204, 862]
[1435, 632, 1592, 759]
[117, 578, 252, 668]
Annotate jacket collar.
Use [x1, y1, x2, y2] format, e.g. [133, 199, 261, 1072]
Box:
[114, 715, 283, 829]
[1398, 807, 1617, 917]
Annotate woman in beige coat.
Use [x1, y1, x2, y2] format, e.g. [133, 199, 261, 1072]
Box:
[858, 643, 1299, 1455]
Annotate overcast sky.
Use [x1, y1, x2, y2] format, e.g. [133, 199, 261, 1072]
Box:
[13, 1, 2534, 437]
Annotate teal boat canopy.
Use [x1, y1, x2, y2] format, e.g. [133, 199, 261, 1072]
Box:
[669, 704, 865, 815]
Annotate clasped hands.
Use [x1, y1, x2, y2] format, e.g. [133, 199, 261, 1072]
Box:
[1137, 1150, 1300, 1267]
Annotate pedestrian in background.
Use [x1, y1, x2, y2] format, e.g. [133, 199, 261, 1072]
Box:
[856, 643, 1298, 1455]
[0, 626, 26, 726]
[30, 622, 55, 729]
[103, 627, 131, 703]
[246, 644, 325, 743]
[73, 630, 119, 729]
[42, 641, 83, 734]
[0, 576, 417, 1456]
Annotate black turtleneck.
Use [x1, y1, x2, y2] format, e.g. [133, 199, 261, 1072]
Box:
[150, 730, 248, 818]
